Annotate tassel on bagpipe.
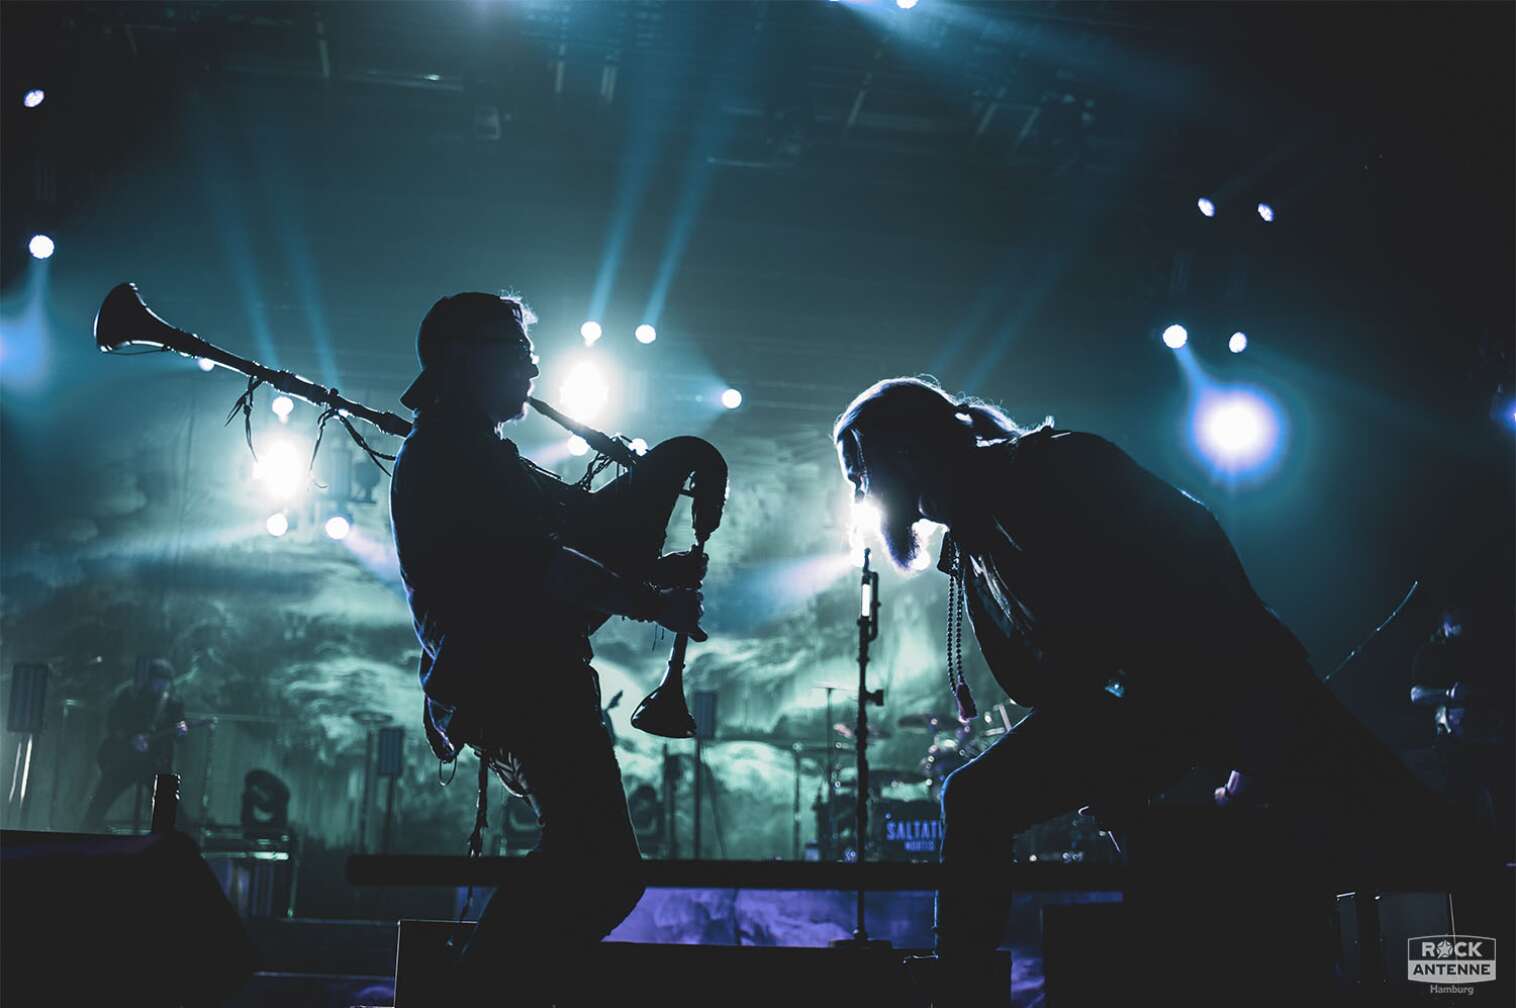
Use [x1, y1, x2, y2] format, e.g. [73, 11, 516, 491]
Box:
[93, 282, 728, 739]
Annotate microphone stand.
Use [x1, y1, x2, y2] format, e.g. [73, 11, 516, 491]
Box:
[834, 548, 887, 950]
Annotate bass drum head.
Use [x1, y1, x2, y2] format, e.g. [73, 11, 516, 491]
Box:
[877, 799, 944, 862]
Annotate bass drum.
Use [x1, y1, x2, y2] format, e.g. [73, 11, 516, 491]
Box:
[811, 790, 856, 862]
[876, 799, 944, 862]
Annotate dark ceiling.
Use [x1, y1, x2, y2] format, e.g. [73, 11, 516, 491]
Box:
[4, 2, 1510, 363]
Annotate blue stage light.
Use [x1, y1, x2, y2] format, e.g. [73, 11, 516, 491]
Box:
[580, 320, 602, 346]
[23, 90, 44, 109]
[324, 515, 351, 541]
[1162, 324, 1188, 349]
[849, 498, 882, 569]
[266, 513, 289, 538]
[27, 235, 54, 260]
[567, 435, 590, 457]
[635, 324, 657, 344]
[560, 362, 609, 422]
[253, 440, 305, 500]
[1257, 203, 1275, 222]
[1193, 388, 1283, 475]
[721, 388, 743, 410]
[1229, 332, 1248, 354]
[1196, 198, 1216, 218]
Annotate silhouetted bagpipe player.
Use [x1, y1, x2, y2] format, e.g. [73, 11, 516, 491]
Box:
[389, 292, 727, 1002]
[94, 283, 730, 1003]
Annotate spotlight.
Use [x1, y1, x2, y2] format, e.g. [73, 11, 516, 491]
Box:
[253, 440, 305, 500]
[559, 362, 609, 422]
[271, 395, 295, 421]
[1196, 197, 1216, 218]
[896, 0, 920, 8]
[1194, 389, 1281, 473]
[580, 320, 603, 346]
[23, 89, 44, 109]
[1256, 203, 1275, 223]
[1162, 324, 1188, 350]
[721, 388, 743, 410]
[849, 497, 882, 568]
[629, 437, 649, 456]
[197, 357, 216, 372]
[27, 234, 54, 260]
[265, 513, 289, 537]
[324, 514, 351, 541]
[567, 435, 590, 457]
[1229, 332, 1248, 354]
[634, 324, 657, 345]
[851, 498, 881, 538]
[1201, 399, 1265, 459]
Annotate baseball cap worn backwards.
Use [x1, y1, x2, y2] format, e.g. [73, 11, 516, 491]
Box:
[401, 292, 534, 410]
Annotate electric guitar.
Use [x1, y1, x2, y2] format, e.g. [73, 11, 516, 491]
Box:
[95, 717, 213, 772]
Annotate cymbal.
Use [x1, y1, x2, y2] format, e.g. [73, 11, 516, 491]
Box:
[873, 768, 929, 787]
[897, 712, 952, 731]
[714, 731, 831, 753]
[835, 767, 929, 788]
[832, 723, 892, 742]
[351, 710, 394, 726]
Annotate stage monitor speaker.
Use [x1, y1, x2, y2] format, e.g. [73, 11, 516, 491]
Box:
[377, 725, 405, 779]
[692, 690, 718, 741]
[1, 829, 254, 1004]
[7, 663, 48, 733]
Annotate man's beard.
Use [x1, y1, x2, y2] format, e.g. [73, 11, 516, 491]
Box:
[879, 505, 923, 571]
[495, 398, 529, 431]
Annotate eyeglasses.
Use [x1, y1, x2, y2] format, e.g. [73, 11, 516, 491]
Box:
[463, 338, 538, 368]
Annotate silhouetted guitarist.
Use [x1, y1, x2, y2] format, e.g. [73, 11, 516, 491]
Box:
[81, 659, 187, 831]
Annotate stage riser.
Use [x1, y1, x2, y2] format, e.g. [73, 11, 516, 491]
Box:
[396, 924, 978, 1007]
[224, 972, 395, 1008]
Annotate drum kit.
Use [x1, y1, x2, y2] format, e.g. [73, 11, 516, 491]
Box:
[838, 706, 994, 861]
[720, 698, 1109, 864]
[718, 699, 1059, 863]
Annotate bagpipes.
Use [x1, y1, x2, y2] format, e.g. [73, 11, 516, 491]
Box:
[92, 283, 727, 739]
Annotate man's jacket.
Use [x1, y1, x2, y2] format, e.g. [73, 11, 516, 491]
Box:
[938, 429, 1307, 709]
[389, 404, 591, 756]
